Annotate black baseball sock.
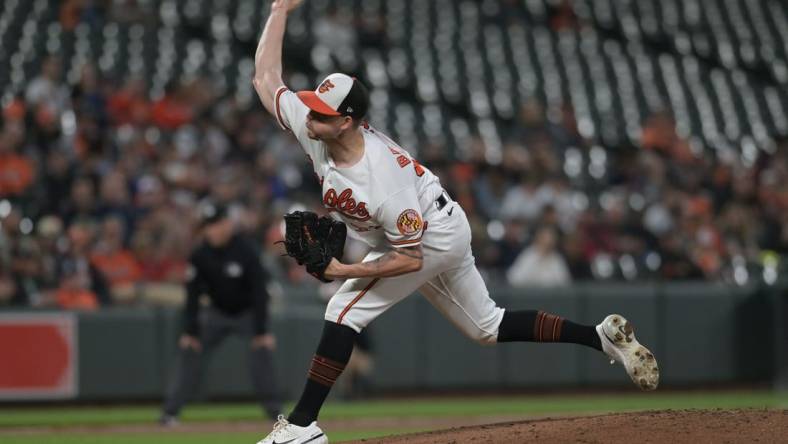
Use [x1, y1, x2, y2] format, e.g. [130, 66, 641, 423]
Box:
[497, 310, 602, 351]
[288, 321, 358, 426]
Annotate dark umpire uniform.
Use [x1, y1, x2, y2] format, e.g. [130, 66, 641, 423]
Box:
[161, 201, 281, 424]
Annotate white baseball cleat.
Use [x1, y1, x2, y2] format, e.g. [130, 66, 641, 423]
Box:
[596, 314, 659, 391]
[256, 415, 328, 444]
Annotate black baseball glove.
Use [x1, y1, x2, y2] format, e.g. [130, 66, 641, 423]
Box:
[281, 211, 347, 282]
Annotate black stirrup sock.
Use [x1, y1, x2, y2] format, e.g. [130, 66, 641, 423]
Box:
[497, 310, 602, 351]
[288, 321, 358, 426]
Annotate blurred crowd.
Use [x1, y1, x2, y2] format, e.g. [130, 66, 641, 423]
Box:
[436, 104, 788, 288]
[1, 49, 787, 309]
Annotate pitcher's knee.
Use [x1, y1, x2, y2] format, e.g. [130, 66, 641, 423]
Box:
[325, 297, 344, 320]
[466, 329, 497, 345]
[453, 309, 504, 345]
[325, 299, 366, 333]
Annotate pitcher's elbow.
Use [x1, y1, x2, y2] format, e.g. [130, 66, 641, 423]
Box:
[252, 74, 265, 91]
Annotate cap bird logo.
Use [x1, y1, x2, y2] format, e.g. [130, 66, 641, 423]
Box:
[318, 79, 335, 94]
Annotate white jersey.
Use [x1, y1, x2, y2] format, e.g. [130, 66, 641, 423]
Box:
[274, 86, 448, 250]
[269, 81, 504, 344]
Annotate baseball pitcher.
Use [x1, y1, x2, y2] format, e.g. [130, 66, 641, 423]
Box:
[253, 1, 659, 443]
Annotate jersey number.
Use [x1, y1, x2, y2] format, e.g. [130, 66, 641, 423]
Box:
[390, 148, 425, 177]
[412, 159, 425, 176]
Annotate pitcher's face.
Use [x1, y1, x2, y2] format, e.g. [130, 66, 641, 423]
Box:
[305, 110, 351, 140]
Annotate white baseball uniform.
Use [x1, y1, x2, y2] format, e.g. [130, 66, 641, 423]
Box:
[274, 83, 504, 344]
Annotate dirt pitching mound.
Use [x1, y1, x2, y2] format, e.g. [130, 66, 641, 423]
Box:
[355, 409, 788, 444]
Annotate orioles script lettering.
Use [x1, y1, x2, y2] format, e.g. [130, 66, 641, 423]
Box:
[323, 188, 371, 221]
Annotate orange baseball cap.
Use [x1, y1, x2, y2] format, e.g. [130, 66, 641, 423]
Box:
[297, 73, 369, 119]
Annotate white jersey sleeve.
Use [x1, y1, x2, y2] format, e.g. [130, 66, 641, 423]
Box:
[273, 86, 308, 134]
[378, 187, 426, 248]
[274, 86, 327, 162]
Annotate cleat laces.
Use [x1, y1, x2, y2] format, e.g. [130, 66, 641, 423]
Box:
[271, 415, 290, 437]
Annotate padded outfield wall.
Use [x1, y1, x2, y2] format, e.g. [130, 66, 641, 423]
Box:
[0, 282, 785, 401]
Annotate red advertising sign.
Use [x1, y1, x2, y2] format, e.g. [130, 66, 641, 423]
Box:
[0, 313, 78, 399]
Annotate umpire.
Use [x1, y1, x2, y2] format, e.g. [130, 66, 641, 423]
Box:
[160, 200, 281, 425]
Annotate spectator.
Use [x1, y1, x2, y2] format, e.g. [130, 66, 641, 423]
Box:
[54, 259, 101, 311]
[0, 204, 23, 267]
[61, 176, 98, 226]
[96, 169, 136, 237]
[539, 176, 578, 232]
[563, 232, 593, 280]
[471, 164, 510, 220]
[0, 124, 35, 198]
[0, 270, 25, 307]
[500, 174, 546, 222]
[658, 233, 704, 280]
[108, 77, 151, 126]
[507, 226, 572, 287]
[151, 82, 195, 130]
[53, 220, 112, 308]
[59, 0, 86, 31]
[35, 215, 65, 291]
[8, 235, 45, 306]
[0, 204, 38, 306]
[39, 149, 76, 216]
[25, 56, 70, 115]
[91, 216, 142, 301]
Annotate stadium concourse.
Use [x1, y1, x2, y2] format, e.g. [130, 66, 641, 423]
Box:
[1, 1, 787, 306]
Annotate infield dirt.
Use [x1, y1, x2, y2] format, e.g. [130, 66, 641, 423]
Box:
[354, 409, 788, 443]
[2, 408, 785, 443]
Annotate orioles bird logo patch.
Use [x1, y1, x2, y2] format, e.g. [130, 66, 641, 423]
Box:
[396, 209, 422, 235]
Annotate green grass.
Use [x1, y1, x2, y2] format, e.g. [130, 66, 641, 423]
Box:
[1, 390, 786, 428]
[0, 390, 786, 443]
